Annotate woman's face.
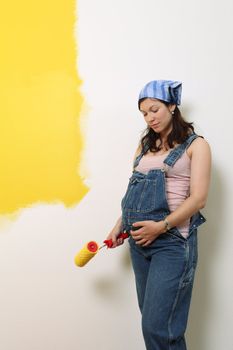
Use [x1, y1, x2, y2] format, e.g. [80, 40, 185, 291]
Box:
[139, 98, 175, 136]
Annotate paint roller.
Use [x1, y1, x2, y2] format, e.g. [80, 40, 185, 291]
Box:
[74, 232, 129, 267]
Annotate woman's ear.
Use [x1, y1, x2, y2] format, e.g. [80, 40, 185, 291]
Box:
[168, 104, 176, 113]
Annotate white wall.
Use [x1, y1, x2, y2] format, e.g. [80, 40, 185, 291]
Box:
[0, 0, 233, 349]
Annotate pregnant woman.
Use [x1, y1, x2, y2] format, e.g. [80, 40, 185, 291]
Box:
[105, 80, 211, 350]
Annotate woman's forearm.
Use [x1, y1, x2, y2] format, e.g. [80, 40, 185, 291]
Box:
[114, 215, 122, 231]
[162, 194, 206, 230]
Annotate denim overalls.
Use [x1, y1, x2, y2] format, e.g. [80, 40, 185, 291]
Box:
[121, 133, 206, 350]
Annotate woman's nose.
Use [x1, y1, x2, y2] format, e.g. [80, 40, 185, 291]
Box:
[146, 113, 155, 122]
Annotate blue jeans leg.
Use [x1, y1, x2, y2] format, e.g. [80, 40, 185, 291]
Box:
[129, 231, 198, 350]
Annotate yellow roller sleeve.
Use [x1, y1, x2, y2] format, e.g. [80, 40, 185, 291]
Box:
[74, 241, 99, 267]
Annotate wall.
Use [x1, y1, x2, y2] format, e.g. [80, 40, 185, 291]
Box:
[0, 0, 233, 349]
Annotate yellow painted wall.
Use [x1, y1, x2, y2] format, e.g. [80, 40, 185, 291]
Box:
[0, 0, 88, 215]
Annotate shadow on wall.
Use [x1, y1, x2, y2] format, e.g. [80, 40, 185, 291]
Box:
[90, 247, 132, 300]
[187, 163, 223, 350]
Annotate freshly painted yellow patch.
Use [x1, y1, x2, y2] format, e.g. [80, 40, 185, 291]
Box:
[0, 1, 89, 215]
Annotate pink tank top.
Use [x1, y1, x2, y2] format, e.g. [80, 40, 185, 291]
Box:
[135, 150, 191, 238]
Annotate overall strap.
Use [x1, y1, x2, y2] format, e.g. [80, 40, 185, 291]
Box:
[133, 144, 150, 170]
[133, 133, 201, 170]
[164, 132, 201, 167]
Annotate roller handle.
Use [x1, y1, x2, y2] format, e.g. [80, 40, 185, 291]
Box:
[103, 232, 129, 248]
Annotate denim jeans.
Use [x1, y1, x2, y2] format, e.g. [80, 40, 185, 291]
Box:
[128, 229, 198, 350]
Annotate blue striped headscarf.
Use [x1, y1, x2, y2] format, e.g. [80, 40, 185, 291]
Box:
[138, 80, 182, 106]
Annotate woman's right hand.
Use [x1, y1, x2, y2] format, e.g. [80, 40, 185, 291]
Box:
[105, 228, 124, 248]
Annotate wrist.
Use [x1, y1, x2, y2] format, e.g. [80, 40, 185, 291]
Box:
[163, 217, 171, 232]
[115, 220, 122, 231]
[156, 220, 167, 235]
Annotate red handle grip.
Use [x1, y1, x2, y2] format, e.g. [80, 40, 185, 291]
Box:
[103, 232, 129, 248]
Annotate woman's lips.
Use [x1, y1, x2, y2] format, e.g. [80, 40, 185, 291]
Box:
[150, 123, 160, 128]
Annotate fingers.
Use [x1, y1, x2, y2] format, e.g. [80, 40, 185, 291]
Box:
[135, 235, 159, 247]
[131, 231, 158, 246]
[132, 221, 146, 228]
[130, 221, 159, 247]
[135, 238, 152, 246]
[117, 237, 124, 246]
[111, 237, 124, 248]
[131, 222, 145, 236]
[106, 234, 124, 249]
[130, 226, 142, 236]
[131, 227, 146, 244]
[135, 238, 147, 245]
[111, 236, 120, 248]
[142, 240, 152, 247]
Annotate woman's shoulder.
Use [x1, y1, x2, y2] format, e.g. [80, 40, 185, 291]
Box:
[187, 135, 211, 158]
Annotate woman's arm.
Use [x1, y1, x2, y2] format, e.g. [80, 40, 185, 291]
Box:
[164, 137, 211, 227]
[131, 137, 212, 246]
[105, 215, 123, 248]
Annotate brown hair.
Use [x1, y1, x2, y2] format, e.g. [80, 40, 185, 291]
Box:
[139, 98, 194, 153]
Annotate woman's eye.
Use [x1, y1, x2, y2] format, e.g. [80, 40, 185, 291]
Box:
[152, 110, 158, 113]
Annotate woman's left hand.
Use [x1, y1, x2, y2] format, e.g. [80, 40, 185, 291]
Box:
[130, 220, 165, 247]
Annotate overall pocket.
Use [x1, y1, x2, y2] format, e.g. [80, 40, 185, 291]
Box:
[121, 176, 157, 213]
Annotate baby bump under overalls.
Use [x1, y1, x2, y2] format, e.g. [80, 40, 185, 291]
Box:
[121, 133, 206, 350]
